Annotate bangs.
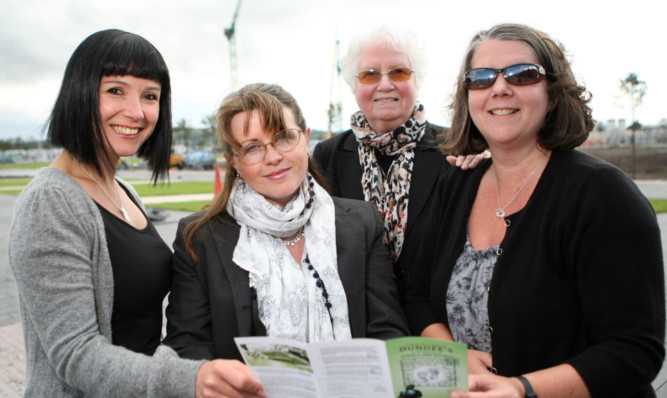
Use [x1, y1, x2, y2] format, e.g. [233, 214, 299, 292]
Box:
[100, 37, 169, 83]
[240, 92, 287, 136]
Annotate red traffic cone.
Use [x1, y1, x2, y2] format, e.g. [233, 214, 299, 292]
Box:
[214, 164, 223, 195]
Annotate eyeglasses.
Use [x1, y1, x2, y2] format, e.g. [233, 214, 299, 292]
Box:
[464, 63, 546, 90]
[356, 67, 414, 84]
[234, 129, 303, 165]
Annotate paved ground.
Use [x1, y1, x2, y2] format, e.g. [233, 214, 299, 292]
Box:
[0, 172, 666, 396]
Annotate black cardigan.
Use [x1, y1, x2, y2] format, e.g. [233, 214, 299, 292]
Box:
[312, 122, 451, 296]
[404, 149, 665, 397]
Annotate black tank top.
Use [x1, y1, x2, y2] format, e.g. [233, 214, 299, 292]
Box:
[96, 191, 171, 355]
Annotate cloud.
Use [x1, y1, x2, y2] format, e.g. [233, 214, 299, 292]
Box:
[1, 0, 665, 140]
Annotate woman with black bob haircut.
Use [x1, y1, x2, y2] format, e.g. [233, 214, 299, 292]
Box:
[48, 28, 172, 182]
[9, 29, 265, 397]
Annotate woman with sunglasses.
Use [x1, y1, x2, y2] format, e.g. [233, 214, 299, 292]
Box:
[313, 26, 486, 298]
[163, 83, 408, 382]
[404, 23, 664, 397]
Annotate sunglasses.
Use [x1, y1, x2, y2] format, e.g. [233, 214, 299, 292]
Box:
[356, 67, 414, 84]
[464, 63, 546, 90]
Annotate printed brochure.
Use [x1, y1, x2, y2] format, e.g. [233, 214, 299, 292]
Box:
[234, 336, 468, 398]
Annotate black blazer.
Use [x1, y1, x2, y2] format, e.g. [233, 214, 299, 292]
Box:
[312, 123, 451, 294]
[163, 197, 408, 361]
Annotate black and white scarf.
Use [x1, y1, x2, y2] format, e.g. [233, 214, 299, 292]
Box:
[226, 175, 351, 343]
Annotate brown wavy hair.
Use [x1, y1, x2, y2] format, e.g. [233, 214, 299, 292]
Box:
[441, 23, 594, 155]
[183, 83, 327, 260]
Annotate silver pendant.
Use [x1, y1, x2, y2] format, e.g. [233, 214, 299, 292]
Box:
[120, 206, 132, 224]
[495, 209, 505, 218]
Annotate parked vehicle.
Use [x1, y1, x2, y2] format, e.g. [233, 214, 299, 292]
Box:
[183, 150, 216, 170]
[170, 151, 185, 169]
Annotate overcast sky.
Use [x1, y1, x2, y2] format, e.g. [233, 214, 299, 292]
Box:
[1, 0, 664, 141]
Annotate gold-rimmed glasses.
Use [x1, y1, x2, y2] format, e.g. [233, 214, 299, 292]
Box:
[234, 128, 303, 165]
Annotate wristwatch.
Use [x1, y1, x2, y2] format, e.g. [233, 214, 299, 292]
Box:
[516, 375, 538, 398]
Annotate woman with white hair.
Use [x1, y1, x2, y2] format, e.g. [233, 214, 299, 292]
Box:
[313, 26, 483, 296]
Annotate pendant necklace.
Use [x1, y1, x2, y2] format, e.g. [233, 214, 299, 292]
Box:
[77, 161, 133, 225]
[492, 162, 541, 219]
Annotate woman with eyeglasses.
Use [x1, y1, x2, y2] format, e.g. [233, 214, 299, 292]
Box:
[403, 23, 664, 398]
[163, 83, 408, 384]
[312, 26, 487, 298]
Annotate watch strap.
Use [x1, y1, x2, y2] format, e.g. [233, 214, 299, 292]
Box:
[516, 375, 538, 398]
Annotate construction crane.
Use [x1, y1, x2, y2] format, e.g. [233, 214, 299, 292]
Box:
[326, 35, 343, 138]
[224, 0, 243, 90]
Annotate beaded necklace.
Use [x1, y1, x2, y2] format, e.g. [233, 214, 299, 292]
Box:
[304, 255, 335, 329]
[283, 176, 334, 329]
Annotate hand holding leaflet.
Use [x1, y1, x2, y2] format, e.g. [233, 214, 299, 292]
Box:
[235, 336, 468, 398]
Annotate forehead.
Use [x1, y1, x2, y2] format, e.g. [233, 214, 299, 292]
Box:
[470, 39, 538, 69]
[358, 42, 411, 69]
[100, 74, 161, 90]
[230, 107, 297, 141]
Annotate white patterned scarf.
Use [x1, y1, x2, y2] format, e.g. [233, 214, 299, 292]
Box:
[226, 174, 352, 343]
[351, 102, 426, 263]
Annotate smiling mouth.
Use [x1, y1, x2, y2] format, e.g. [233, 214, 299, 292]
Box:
[112, 125, 140, 135]
[490, 109, 518, 116]
[374, 98, 398, 102]
[266, 168, 289, 178]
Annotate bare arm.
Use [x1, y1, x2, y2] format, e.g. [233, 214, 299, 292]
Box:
[421, 322, 454, 341]
[452, 364, 590, 398]
[421, 323, 492, 375]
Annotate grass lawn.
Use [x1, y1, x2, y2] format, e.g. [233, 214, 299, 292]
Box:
[1, 172, 667, 214]
[0, 178, 32, 187]
[0, 162, 50, 169]
[650, 199, 667, 214]
[147, 201, 211, 213]
[0, 179, 214, 197]
[132, 181, 214, 196]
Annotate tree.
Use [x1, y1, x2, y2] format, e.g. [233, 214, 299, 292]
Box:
[619, 73, 647, 179]
[175, 119, 192, 150]
[201, 115, 217, 151]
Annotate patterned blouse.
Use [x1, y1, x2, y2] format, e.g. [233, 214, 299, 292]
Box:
[446, 233, 499, 352]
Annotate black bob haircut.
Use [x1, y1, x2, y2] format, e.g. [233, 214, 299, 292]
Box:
[46, 29, 172, 184]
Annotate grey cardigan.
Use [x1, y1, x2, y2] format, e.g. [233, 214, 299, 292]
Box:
[9, 167, 203, 397]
